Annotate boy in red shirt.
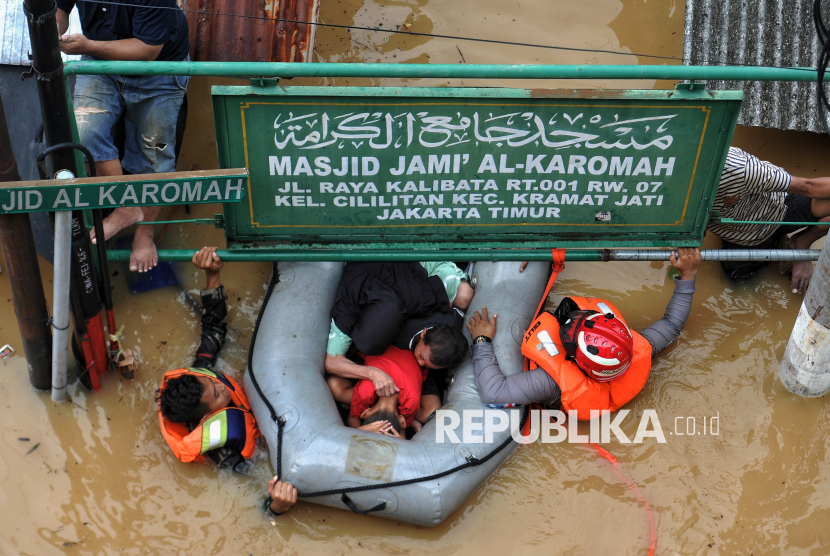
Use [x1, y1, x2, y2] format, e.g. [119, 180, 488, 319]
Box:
[327, 345, 426, 437]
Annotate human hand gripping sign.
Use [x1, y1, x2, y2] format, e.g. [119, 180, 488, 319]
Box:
[191, 246, 224, 273]
[669, 247, 702, 280]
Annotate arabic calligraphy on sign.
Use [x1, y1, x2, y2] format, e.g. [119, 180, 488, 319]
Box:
[273, 110, 677, 151]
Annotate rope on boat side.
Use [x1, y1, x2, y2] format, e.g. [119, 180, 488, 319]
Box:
[247, 262, 528, 510]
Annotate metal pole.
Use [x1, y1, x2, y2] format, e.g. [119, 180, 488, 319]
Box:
[104, 248, 821, 263]
[51, 209, 71, 401]
[0, 93, 51, 390]
[63, 60, 830, 83]
[779, 238, 830, 396]
[607, 249, 820, 262]
[26, 0, 110, 385]
[24, 0, 76, 175]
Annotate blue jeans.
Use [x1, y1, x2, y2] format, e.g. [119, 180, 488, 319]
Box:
[73, 59, 189, 175]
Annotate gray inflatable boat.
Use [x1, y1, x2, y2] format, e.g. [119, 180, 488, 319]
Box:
[245, 261, 548, 526]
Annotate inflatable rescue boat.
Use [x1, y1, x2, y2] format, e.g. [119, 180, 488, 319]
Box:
[245, 260, 548, 526]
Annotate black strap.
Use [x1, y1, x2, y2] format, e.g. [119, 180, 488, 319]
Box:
[341, 493, 386, 515]
[46, 316, 70, 331]
[262, 497, 286, 518]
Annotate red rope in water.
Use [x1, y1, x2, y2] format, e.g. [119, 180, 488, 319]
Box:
[526, 251, 654, 553]
[590, 442, 656, 556]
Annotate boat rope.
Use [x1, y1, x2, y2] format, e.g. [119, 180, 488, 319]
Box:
[590, 443, 656, 556]
[247, 262, 528, 512]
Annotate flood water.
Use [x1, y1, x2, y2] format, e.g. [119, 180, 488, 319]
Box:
[3, 0, 830, 554]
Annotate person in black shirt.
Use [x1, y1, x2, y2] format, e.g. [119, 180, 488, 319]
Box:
[55, 0, 190, 274]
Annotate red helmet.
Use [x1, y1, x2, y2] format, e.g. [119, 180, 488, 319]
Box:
[559, 309, 634, 382]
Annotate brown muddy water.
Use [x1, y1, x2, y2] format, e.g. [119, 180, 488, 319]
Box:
[3, 0, 830, 554]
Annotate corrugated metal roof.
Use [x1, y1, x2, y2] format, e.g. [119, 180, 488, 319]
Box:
[0, 0, 82, 66]
[179, 0, 319, 63]
[684, 0, 828, 133]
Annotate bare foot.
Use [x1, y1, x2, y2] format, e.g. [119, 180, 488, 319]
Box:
[791, 260, 814, 294]
[89, 207, 144, 244]
[130, 231, 158, 273]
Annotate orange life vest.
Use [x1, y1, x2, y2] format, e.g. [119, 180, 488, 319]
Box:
[157, 368, 259, 463]
[521, 297, 652, 421]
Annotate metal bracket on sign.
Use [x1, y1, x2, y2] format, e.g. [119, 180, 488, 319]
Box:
[676, 80, 705, 91]
[251, 77, 280, 88]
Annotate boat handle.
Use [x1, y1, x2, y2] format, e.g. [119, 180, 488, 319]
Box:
[341, 493, 386, 515]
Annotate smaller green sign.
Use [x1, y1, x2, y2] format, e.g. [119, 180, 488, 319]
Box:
[0, 168, 248, 214]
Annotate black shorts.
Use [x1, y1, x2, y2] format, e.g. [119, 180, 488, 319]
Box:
[778, 193, 817, 235]
[719, 193, 816, 279]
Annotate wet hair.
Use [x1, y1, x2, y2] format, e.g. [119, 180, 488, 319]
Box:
[422, 324, 468, 369]
[157, 374, 209, 424]
[362, 408, 402, 435]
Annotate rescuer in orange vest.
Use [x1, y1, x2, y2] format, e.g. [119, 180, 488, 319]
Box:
[155, 247, 297, 517]
[467, 248, 702, 420]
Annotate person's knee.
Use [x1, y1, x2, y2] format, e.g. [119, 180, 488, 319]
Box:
[125, 91, 184, 174]
[420, 395, 442, 414]
[73, 105, 120, 162]
[352, 335, 389, 357]
[351, 293, 405, 356]
[73, 77, 122, 160]
[415, 395, 442, 424]
[453, 282, 474, 310]
[326, 374, 342, 392]
[326, 375, 351, 402]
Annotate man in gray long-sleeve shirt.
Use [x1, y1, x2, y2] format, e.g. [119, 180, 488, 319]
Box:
[467, 248, 703, 406]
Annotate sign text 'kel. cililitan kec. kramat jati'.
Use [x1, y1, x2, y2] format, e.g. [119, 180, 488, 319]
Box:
[213, 87, 741, 247]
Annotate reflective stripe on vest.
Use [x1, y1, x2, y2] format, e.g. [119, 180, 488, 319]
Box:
[201, 411, 228, 454]
[521, 297, 652, 421]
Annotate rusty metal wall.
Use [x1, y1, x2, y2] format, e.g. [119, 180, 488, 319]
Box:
[178, 0, 319, 63]
[684, 0, 830, 133]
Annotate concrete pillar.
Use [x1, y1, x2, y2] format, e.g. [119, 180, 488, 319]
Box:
[780, 238, 830, 396]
